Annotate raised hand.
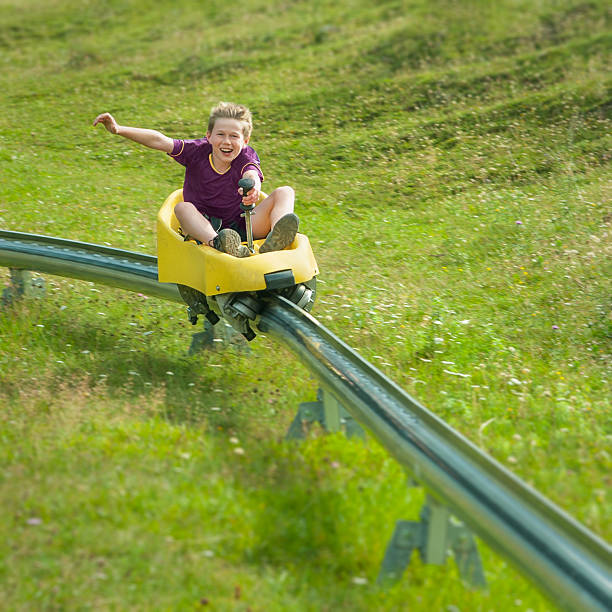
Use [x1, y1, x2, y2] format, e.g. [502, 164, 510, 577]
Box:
[93, 112, 120, 134]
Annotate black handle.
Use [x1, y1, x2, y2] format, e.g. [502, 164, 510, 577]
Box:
[238, 177, 255, 198]
[238, 177, 256, 212]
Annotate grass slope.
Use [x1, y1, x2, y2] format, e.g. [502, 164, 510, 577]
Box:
[0, 0, 610, 609]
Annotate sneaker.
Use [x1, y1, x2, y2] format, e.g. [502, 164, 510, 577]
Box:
[259, 213, 299, 254]
[212, 229, 248, 258]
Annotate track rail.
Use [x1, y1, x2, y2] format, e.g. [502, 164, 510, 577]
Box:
[0, 229, 180, 302]
[260, 297, 611, 611]
[1, 230, 610, 611]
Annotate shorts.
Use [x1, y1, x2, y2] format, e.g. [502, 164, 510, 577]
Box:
[202, 212, 247, 242]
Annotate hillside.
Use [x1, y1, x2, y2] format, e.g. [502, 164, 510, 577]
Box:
[0, 0, 610, 609]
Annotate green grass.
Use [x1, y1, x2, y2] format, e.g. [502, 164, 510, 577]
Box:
[0, 0, 610, 609]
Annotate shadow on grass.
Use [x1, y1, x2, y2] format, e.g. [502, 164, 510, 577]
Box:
[2, 300, 257, 423]
[223, 435, 412, 581]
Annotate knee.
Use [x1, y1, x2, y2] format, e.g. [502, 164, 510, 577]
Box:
[173, 200, 192, 221]
[274, 185, 295, 200]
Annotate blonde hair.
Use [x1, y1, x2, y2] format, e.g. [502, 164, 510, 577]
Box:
[207, 102, 253, 139]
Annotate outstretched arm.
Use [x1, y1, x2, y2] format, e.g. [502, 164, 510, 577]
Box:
[93, 113, 174, 153]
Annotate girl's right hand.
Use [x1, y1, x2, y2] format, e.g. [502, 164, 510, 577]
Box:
[93, 113, 119, 134]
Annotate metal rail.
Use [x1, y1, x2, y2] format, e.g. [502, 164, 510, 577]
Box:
[0, 230, 181, 302]
[1, 230, 610, 611]
[259, 297, 611, 611]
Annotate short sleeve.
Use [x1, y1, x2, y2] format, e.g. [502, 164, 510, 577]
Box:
[239, 146, 264, 182]
[168, 138, 209, 167]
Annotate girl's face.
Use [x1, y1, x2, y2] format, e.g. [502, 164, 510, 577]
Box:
[207, 118, 249, 169]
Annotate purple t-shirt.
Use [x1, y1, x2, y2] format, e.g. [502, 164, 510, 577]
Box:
[168, 138, 264, 230]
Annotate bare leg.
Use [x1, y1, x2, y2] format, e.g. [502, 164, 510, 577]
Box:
[174, 201, 248, 257]
[251, 186, 295, 239]
[174, 201, 217, 245]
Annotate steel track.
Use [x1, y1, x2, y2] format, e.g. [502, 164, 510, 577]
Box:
[260, 297, 611, 611]
[1, 229, 610, 611]
[0, 229, 181, 302]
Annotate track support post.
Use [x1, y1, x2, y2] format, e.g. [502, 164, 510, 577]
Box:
[2, 268, 45, 306]
[285, 387, 365, 439]
[188, 319, 251, 355]
[378, 493, 486, 588]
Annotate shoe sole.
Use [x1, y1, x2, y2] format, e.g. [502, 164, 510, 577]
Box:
[216, 229, 242, 257]
[259, 214, 299, 254]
